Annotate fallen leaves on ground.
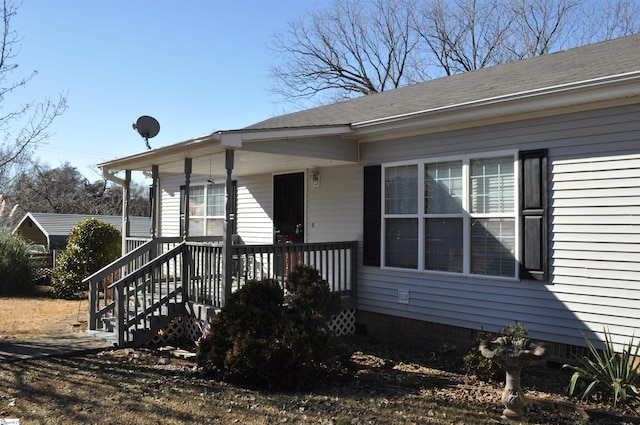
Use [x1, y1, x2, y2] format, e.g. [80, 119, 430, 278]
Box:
[1, 339, 636, 424]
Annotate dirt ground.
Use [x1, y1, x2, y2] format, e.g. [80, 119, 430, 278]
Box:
[1, 291, 638, 424]
[0, 291, 87, 339]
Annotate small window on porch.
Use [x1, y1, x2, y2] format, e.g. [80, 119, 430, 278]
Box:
[189, 184, 225, 236]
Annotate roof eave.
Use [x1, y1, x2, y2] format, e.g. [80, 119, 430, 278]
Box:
[99, 125, 354, 174]
[352, 71, 640, 140]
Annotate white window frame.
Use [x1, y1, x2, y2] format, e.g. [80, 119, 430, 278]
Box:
[188, 182, 226, 237]
[381, 150, 520, 280]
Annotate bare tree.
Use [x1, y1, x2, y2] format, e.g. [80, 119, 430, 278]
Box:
[413, 0, 515, 76]
[507, 0, 584, 59]
[269, 0, 640, 105]
[6, 162, 150, 217]
[269, 0, 419, 104]
[0, 0, 67, 190]
[581, 0, 640, 42]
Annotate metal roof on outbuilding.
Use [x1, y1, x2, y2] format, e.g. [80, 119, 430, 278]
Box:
[13, 213, 152, 250]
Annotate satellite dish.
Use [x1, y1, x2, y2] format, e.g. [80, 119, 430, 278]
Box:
[133, 115, 160, 149]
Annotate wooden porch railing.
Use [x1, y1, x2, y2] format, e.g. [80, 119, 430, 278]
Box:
[87, 238, 357, 346]
[112, 242, 186, 346]
[87, 237, 184, 334]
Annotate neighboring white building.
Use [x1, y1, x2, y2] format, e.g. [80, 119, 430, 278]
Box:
[98, 34, 640, 356]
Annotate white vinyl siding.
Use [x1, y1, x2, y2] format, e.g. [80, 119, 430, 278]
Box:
[158, 173, 184, 237]
[235, 174, 273, 245]
[306, 165, 362, 243]
[550, 152, 640, 347]
[358, 103, 640, 350]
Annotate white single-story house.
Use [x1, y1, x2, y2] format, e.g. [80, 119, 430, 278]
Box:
[90, 34, 639, 357]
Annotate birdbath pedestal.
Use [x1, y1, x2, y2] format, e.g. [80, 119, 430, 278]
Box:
[480, 337, 547, 422]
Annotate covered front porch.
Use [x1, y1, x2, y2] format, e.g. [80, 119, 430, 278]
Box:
[87, 237, 357, 346]
[89, 125, 361, 347]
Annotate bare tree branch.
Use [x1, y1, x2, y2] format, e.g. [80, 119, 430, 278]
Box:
[269, 0, 418, 104]
[0, 0, 68, 190]
[507, 0, 584, 59]
[414, 0, 515, 76]
[268, 0, 639, 105]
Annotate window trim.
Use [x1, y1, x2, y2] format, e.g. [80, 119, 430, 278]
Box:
[184, 181, 227, 237]
[381, 150, 520, 280]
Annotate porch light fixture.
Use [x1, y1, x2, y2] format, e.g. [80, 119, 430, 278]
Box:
[310, 170, 321, 187]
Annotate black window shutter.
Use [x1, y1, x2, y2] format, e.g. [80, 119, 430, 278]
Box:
[519, 149, 548, 281]
[363, 165, 382, 266]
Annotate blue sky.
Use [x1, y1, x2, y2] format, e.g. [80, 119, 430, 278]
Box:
[9, 1, 327, 180]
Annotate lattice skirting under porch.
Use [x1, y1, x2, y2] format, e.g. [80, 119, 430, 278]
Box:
[328, 308, 357, 336]
[148, 316, 204, 346]
[148, 308, 357, 346]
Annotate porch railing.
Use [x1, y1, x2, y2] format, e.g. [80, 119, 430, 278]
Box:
[87, 238, 184, 333]
[112, 242, 186, 346]
[87, 238, 357, 346]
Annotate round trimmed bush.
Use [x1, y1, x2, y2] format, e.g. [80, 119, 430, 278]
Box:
[52, 218, 121, 299]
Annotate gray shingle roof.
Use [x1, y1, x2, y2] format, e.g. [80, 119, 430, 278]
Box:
[18, 213, 152, 239]
[246, 34, 640, 130]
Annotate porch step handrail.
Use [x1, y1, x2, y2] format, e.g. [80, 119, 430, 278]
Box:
[108, 241, 187, 346]
[87, 237, 183, 331]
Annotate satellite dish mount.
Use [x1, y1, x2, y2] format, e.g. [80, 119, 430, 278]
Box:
[133, 115, 160, 149]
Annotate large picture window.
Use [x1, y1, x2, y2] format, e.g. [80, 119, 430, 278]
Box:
[383, 153, 518, 278]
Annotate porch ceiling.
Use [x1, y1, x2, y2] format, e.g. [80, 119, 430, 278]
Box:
[99, 126, 358, 177]
[174, 147, 357, 177]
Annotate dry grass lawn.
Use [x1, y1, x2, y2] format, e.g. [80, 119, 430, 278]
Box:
[0, 290, 86, 339]
[0, 291, 636, 424]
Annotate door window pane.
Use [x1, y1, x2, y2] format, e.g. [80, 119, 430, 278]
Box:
[385, 218, 418, 269]
[425, 218, 463, 272]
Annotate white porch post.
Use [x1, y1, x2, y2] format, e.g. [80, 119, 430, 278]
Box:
[222, 149, 235, 304]
[122, 169, 131, 256]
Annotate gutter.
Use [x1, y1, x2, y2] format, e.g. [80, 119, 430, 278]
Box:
[352, 71, 640, 136]
[102, 166, 126, 187]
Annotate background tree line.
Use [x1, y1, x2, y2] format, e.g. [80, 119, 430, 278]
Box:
[2, 162, 149, 226]
[269, 0, 640, 105]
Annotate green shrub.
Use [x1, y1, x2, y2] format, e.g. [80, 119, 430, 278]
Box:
[563, 328, 640, 411]
[463, 322, 528, 381]
[197, 264, 345, 389]
[0, 231, 35, 295]
[52, 218, 121, 299]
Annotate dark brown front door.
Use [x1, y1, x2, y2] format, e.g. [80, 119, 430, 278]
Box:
[273, 172, 304, 244]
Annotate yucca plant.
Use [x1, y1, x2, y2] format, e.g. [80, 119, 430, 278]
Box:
[563, 328, 640, 411]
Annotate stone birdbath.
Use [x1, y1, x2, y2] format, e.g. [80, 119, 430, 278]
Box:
[480, 337, 547, 422]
